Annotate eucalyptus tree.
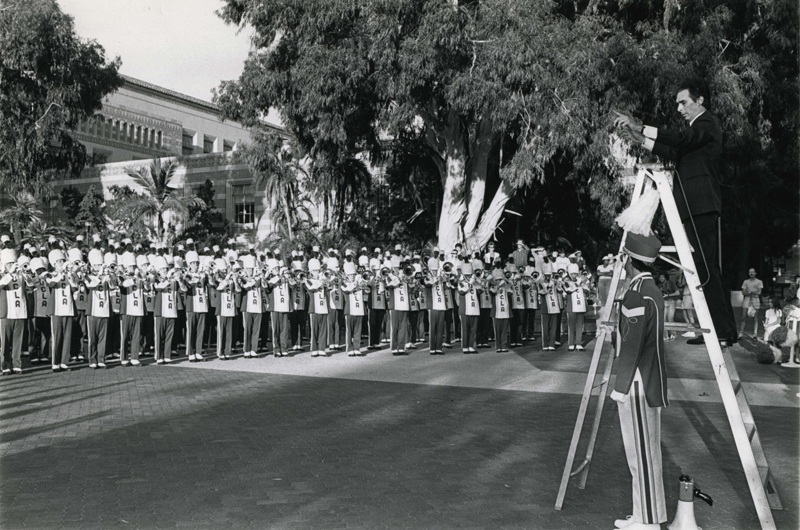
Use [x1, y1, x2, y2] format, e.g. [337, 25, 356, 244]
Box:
[1, 0, 122, 195]
[215, 0, 797, 266]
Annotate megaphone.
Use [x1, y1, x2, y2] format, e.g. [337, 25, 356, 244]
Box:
[668, 475, 713, 530]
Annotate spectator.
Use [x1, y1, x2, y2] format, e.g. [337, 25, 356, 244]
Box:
[676, 273, 697, 337]
[740, 268, 763, 339]
[596, 254, 614, 308]
[658, 271, 680, 341]
[763, 296, 782, 341]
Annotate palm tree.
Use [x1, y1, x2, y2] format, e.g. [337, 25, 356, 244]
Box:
[0, 191, 43, 242]
[309, 155, 371, 229]
[244, 132, 309, 240]
[23, 219, 74, 249]
[123, 158, 204, 245]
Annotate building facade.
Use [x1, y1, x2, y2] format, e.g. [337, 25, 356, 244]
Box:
[44, 75, 289, 240]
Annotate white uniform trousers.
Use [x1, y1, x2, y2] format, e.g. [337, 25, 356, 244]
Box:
[616, 371, 667, 525]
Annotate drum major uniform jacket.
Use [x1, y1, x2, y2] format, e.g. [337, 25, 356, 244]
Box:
[613, 272, 669, 408]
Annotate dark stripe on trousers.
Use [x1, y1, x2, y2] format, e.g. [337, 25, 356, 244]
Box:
[634, 381, 654, 524]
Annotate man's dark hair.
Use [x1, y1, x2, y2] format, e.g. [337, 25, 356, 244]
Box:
[677, 79, 710, 108]
[628, 256, 657, 276]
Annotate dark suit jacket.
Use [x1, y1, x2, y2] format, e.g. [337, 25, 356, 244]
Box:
[650, 111, 722, 221]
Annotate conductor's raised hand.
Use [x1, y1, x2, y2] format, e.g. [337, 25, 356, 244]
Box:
[613, 111, 642, 131]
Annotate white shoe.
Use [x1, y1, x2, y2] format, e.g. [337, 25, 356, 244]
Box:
[89, 363, 98, 369]
[614, 516, 634, 528]
[164, 358, 172, 363]
[576, 345, 585, 351]
[682, 331, 697, 338]
[619, 523, 659, 530]
[98, 363, 107, 368]
[130, 359, 141, 366]
[188, 354, 196, 361]
[59, 364, 69, 370]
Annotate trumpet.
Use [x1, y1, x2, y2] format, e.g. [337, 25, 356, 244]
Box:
[294, 270, 308, 283]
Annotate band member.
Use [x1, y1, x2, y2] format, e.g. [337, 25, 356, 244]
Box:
[489, 268, 512, 353]
[367, 258, 387, 350]
[539, 264, 562, 351]
[477, 264, 494, 348]
[71, 249, 89, 363]
[290, 261, 308, 352]
[141, 252, 156, 357]
[522, 259, 539, 341]
[152, 256, 181, 364]
[240, 254, 265, 358]
[326, 260, 344, 351]
[457, 264, 481, 354]
[386, 263, 411, 355]
[565, 264, 588, 351]
[214, 258, 241, 360]
[84, 251, 115, 369]
[609, 233, 668, 530]
[0, 249, 33, 374]
[28, 257, 52, 364]
[427, 261, 450, 354]
[48, 249, 80, 371]
[305, 261, 329, 357]
[118, 253, 146, 366]
[269, 265, 294, 356]
[183, 250, 208, 362]
[342, 261, 368, 356]
[508, 264, 525, 347]
[201, 250, 219, 353]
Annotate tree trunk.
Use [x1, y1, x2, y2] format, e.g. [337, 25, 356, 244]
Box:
[283, 198, 294, 240]
[437, 149, 468, 251]
[466, 179, 515, 250]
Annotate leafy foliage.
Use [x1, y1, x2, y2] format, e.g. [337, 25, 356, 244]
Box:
[239, 129, 309, 240]
[0, 192, 43, 241]
[183, 179, 233, 248]
[0, 0, 122, 195]
[216, 0, 797, 281]
[120, 159, 205, 245]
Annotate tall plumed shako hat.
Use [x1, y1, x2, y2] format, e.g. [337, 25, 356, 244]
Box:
[241, 254, 256, 269]
[623, 233, 661, 264]
[1, 248, 18, 266]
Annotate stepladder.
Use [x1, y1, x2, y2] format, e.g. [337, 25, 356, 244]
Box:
[554, 165, 781, 530]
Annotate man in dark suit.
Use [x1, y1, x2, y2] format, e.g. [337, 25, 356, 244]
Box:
[615, 79, 738, 345]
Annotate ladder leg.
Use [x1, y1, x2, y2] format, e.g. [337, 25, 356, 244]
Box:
[652, 171, 778, 530]
[555, 172, 644, 510]
[577, 342, 617, 489]
[554, 326, 611, 509]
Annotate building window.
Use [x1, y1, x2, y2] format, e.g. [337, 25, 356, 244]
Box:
[223, 140, 234, 152]
[182, 131, 194, 156]
[232, 183, 255, 224]
[203, 136, 214, 154]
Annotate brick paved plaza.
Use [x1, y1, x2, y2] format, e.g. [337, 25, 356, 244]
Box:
[1, 337, 797, 530]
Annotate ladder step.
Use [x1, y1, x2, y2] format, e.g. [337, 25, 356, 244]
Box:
[745, 422, 756, 441]
[661, 245, 695, 253]
[664, 323, 710, 333]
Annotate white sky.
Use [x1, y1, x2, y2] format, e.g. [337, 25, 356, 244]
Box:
[58, 0, 253, 103]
